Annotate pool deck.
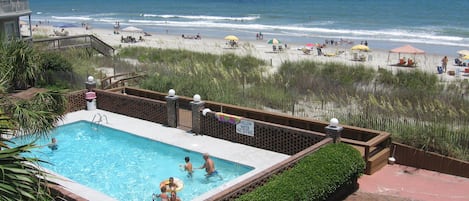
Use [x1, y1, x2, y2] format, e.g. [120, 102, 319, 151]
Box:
[55, 109, 290, 201]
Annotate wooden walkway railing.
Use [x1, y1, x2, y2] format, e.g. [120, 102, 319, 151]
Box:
[100, 72, 146, 89]
[33, 34, 114, 57]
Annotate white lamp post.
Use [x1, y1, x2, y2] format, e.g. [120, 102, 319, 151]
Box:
[325, 118, 343, 143]
[193, 94, 201, 102]
[168, 89, 176, 97]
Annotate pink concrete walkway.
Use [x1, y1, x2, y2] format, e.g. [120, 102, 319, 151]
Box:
[357, 164, 469, 201]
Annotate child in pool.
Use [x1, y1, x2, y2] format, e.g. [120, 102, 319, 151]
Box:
[153, 186, 168, 201]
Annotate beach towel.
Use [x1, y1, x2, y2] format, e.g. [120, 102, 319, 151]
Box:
[215, 112, 242, 124]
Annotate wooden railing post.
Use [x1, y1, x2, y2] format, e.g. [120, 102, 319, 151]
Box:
[190, 94, 205, 135]
[165, 89, 179, 128]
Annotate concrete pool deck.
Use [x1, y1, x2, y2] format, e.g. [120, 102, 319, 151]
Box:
[54, 109, 290, 201]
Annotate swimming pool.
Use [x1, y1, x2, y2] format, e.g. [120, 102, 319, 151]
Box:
[12, 121, 253, 201]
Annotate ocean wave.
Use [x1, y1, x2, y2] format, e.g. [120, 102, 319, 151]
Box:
[140, 14, 260, 21]
[37, 14, 469, 47]
[127, 19, 464, 41]
[51, 16, 93, 21]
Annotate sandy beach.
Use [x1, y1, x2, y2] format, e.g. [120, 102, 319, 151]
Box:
[27, 25, 468, 81]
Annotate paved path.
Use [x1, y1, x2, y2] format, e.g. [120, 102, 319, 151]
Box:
[346, 164, 469, 201]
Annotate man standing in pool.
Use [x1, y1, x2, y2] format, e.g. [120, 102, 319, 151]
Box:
[197, 153, 222, 179]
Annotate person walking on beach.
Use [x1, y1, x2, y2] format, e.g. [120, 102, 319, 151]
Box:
[442, 56, 448, 72]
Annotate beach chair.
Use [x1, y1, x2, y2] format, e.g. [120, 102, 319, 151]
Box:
[278, 45, 283, 51]
[455, 58, 463, 66]
[437, 66, 444, 74]
[272, 45, 277, 52]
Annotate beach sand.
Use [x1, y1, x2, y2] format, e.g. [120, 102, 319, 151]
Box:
[26, 25, 468, 81]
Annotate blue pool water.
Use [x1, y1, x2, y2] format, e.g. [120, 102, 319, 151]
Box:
[12, 121, 253, 201]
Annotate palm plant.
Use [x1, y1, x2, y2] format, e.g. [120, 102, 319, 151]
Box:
[0, 39, 41, 90]
[0, 39, 67, 200]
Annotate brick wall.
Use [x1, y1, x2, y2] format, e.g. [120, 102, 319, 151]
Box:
[65, 89, 87, 113]
[201, 111, 326, 155]
[94, 89, 167, 125]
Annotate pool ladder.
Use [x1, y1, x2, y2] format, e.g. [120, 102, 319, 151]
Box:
[92, 113, 108, 126]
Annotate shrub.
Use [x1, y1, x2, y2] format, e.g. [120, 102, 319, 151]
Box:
[237, 143, 365, 201]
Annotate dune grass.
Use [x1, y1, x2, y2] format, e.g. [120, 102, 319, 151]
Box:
[65, 47, 469, 161]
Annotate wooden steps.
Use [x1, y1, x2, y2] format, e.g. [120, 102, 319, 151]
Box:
[351, 145, 390, 175]
[365, 148, 390, 175]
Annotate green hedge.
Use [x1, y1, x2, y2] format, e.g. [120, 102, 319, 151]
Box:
[236, 143, 365, 201]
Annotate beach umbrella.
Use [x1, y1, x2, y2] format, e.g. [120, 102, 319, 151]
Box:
[457, 50, 469, 56]
[305, 43, 319, 47]
[122, 26, 143, 33]
[351, 44, 370, 52]
[267, 38, 281, 45]
[224, 35, 239, 41]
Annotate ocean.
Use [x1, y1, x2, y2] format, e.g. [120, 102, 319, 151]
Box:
[28, 0, 469, 55]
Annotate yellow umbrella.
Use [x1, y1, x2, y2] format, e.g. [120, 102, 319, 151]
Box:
[351, 44, 370, 51]
[224, 35, 239, 41]
[457, 50, 469, 56]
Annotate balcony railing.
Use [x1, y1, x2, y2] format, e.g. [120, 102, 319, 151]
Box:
[0, 0, 30, 14]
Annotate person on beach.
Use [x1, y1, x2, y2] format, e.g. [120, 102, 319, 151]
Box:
[442, 56, 448, 72]
[180, 156, 193, 177]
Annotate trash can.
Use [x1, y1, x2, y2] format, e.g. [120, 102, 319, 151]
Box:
[85, 92, 97, 110]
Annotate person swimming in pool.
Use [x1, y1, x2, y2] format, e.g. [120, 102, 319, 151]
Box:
[152, 186, 169, 201]
[180, 156, 193, 178]
[197, 153, 222, 179]
[167, 177, 179, 192]
[48, 137, 58, 150]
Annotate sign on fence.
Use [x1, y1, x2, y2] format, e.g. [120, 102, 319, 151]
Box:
[236, 119, 255, 136]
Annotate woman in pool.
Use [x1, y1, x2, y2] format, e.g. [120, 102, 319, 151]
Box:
[170, 191, 181, 201]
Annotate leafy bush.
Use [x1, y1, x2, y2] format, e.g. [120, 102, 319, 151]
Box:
[237, 143, 365, 201]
